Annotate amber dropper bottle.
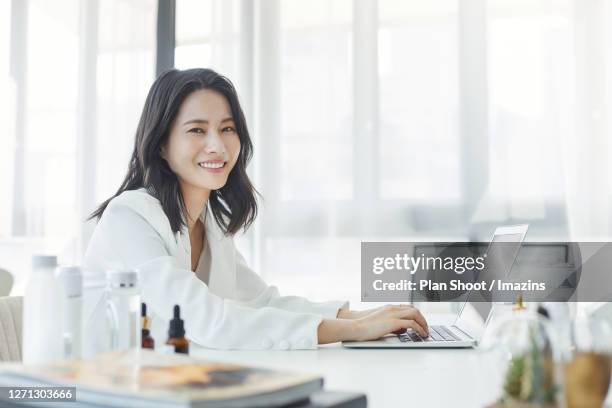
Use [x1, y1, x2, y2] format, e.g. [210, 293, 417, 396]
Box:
[141, 303, 155, 349]
[166, 304, 189, 354]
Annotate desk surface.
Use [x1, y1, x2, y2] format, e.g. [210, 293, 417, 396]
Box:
[193, 344, 503, 407]
[191, 313, 505, 408]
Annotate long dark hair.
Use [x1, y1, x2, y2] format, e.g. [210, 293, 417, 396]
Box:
[89, 68, 258, 236]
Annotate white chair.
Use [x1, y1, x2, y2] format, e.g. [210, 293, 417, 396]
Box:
[0, 296, 23, 362]
[0, 268, 13, 296]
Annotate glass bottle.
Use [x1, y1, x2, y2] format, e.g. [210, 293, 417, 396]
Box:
[105, 269, 141, 352]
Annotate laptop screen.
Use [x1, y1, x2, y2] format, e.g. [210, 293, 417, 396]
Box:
[454, 226, 527, 339]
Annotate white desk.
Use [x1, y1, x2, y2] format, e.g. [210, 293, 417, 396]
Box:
[191, 313, 506, 408]
[192, 344, 503, 407]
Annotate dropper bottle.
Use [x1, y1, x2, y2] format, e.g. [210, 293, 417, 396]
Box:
[141, 303, 155, 350]
[166, 304, 189, 354]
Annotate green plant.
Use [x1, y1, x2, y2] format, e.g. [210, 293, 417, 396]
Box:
[502, 325, 557, 404]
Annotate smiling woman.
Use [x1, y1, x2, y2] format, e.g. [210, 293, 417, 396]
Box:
[83, 68, 428, 352]
[89, 69, 257, 237]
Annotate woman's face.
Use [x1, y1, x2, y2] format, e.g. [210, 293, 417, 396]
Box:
[162, 89, 241, 193]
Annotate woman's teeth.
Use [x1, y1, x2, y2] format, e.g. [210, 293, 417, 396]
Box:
[198, 162, 225, 169]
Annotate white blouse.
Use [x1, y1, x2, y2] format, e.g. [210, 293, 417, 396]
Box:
[82, 188, 347, 351]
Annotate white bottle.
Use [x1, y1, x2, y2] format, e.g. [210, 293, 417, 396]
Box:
[56, 266, 83, 359]
[105, 270, 141, 352]
[22, 255, 64, 364]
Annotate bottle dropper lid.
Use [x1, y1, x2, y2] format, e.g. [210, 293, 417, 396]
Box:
[168, 304, 185, 338]
[141, 302, 150, 330]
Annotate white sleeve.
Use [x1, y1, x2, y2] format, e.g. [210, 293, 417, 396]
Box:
[93, 204, 323, 350]
[233, 246, 349, 319]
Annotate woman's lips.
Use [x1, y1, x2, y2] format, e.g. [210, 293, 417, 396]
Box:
[198, 162, 226, 173]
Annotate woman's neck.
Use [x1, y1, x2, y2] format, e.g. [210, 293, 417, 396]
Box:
[180, 183, 211, 232]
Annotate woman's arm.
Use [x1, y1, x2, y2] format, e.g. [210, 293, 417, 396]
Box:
[233, 246, 427, 328]
[232, 242, 429, 338]
[336, 304, 416, 320]
[86, 204, 324, 350]
[318, 305, 429, 343]
[86, 204, 428, 349]
[233, 248, 348, 318]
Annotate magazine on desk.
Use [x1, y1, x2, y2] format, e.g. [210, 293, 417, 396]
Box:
[0, 349, 323, 408]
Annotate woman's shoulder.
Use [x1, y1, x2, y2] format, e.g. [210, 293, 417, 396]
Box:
[107, 188, 160, 212]
[102, 188, 174, 238]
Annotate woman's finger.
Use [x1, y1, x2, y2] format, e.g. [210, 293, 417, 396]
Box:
[393, 308, 428, 333]
[393, 319, 427, 337]
[398, 303, 413, 308]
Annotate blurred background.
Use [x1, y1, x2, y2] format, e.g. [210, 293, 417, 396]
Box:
[0, 0, 611, 307]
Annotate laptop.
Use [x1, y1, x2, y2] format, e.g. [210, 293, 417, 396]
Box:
[343, 224, 529, 348]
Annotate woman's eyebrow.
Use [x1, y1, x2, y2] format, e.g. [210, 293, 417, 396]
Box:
[182, 119, 208, 126]
[182, 117, 234, 126]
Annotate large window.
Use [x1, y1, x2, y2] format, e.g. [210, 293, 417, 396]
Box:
[279, 0, 353, 201]
[21, 0, 79, 246]
[379, 1, 461, 201]
[487, 0, 572, 201]
[95, 1, 157, 204]
[2, 0, 156, 294]
[0, 0, 15, 238]
[174, 0, 244, 95]
[3, 0, 611, 303]
[172, 0, 612, 305]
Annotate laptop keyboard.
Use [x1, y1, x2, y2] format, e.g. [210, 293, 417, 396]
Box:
[398, 325, 461, 342]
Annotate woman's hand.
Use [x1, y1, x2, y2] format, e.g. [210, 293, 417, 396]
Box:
[318, 305, 428, 344]
[351, 305, 428, 340]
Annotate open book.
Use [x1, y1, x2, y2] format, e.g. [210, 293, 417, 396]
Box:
[0, 349, 323, 408]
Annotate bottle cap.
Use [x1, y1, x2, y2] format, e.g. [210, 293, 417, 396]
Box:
[168, 304, 185, 338]
[32, 255, 58, 270]
[106, 269, 139, 289]
[56, 266, 83, 297]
